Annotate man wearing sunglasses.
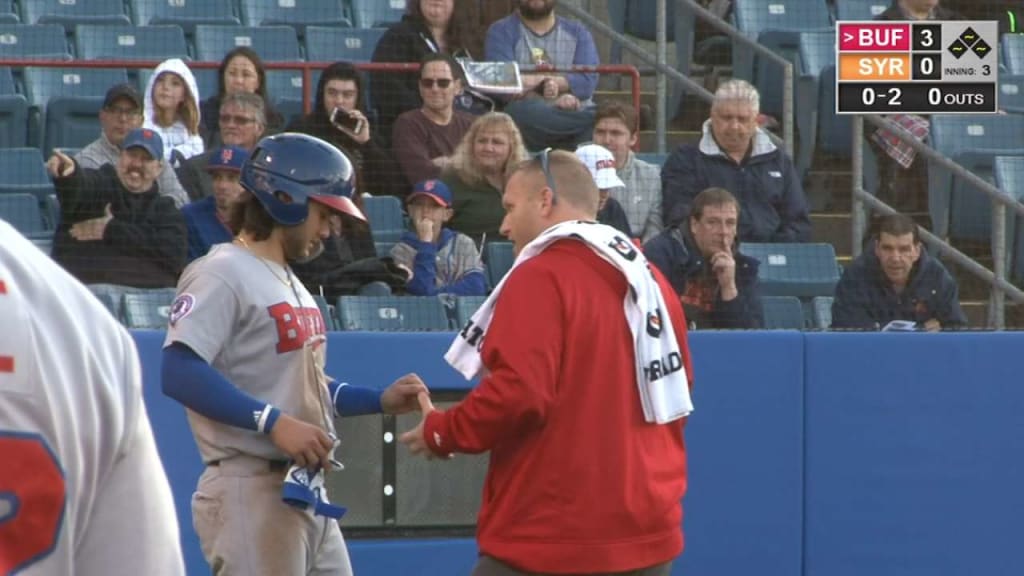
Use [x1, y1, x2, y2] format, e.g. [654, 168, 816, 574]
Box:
[392, 53, 476, 195]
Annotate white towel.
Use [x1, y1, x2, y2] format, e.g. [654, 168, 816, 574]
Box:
[445, 220, 693, 424]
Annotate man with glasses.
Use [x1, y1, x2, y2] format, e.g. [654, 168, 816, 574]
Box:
[392, 53, 475, 194]
[77, 83, 189, 208]
[176, 92, 267, 202]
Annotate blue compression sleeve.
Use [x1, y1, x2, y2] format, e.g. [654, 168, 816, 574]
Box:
[328, 380, 383, 417]
[162, 343, 281, 434]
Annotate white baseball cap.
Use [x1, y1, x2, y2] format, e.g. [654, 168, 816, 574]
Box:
[575, 144, 625, 190]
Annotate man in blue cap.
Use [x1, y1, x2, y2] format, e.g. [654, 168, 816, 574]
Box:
[46, 127, 187, 288]
[181, 145, 251, 261]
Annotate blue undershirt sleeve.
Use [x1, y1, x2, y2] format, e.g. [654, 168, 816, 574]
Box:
[328, 380, 384, 417]
[161, 342, 281, 434]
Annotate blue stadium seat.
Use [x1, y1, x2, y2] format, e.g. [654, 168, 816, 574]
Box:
[0, 66, 28, 147]
[264, 69, 309, 127]
[0, 192, 47, 238]
[0, 24, 71, 60]
[454, 295, 486, 329]
[348, 0, 407, 29]
[795, 30, 848, 177]
[834, 0, 888, 20]
[21, 0, 130, 28]
[41, 96, 103, 154]
[122, 289, 179, 329]
[483, 241, 515, 289]
[363, 195, 405, 244]
[24, 67, 128, 151]
[998, 75, 1024, 114]
[0, 147, 55, 202]
[761, 295, 805, 329]
[43, 192, 59, 229]
[24, 67, 129, 108]
[0, 1, 16, 23]
[194, 25, 301, 62]
[132, 0, 239, 36]
[732, 0, 833, 119]
[992, 156, 1024, 282]
[811, 295, 833, 330]
[1003, 34, 1024, 75]
[741, 242, 840, 298]
[635, 152, 668, 167]
[928, 115, 1024, 240]
[239, 0, 350, 37]
[336, 295, 451, 331]
[312, 293, 339, 331]
[305, 26, 384, 63]
[75, 24, 189, 61]
[86, 283, 142, 321]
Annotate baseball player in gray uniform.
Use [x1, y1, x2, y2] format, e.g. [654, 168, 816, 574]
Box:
[0, 219, 184, 575]
[161, 133, 429, 575]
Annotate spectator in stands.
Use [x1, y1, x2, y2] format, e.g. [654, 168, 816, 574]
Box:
[390, 179, 487, 296]
[144, 58, 204, 164]
[392, 53, 475, 194]
[371, 0, 484, 147]
[76, 83, 189, 209]
[199, 47, 284, 148]
[645, 187, 763, 329]
[485, 0, 599, 151]
[176, 92, 266, 202]
[444, 111, 529, 246]
[831, 214, 966, 331]
[662, 79, 811, 243]
[593, 100, 663, 242]
[575, 144, 632, 236]
[48, 128, 186, 289]
[287, 62, 401, 197]
[181, 146, 249, 262]
[879, 0, 962, 20]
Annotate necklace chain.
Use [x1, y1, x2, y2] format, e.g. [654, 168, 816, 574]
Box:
[235, 236, 293, 287]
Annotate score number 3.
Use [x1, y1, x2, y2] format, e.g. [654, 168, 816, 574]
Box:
[0, 432, 66, 574]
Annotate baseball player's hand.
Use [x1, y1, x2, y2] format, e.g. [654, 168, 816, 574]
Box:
[381, 373, 430, 415]
[710, 251, 738, 301]
[269, 414, 334, 471]
[399, 392, 451, 460]
[69, 204, 113, 242]
[46, 150, 75, 178]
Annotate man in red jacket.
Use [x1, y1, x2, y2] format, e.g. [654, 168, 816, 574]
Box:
[401, 149, 693, 575]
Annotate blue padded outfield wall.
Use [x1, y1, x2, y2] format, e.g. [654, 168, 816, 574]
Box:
[133, 331, 1024, 576]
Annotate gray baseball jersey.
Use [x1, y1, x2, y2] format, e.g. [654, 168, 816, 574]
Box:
[0, 220, 184, 576]
[164, 242, 335, 463]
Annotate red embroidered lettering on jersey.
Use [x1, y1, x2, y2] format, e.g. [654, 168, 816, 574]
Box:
[268, 303, 326, 353]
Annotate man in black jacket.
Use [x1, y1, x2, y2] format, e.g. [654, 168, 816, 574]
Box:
[645, 187, 763, 329]
[48, 128, 186, 288]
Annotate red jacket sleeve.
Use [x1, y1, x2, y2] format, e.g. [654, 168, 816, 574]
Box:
[424, 263, 563, 455]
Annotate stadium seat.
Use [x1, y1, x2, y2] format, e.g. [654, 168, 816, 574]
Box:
[43, 192, 59, 229]
[741, 242, 840, 298]
[1003, 33, 1024, 75]
[86, 283, 139, 320]
[0, 147, 55, 202]
[348, 0, 407, 29]
[363, 195, 405, 244]
[25, 67, 129, 109]
[194, 25, 301, 62]
[998, 75, 1024, 114]
[373, 240, 396, 257]
[264, 69, 309, 127]
[122, 289, 179, 329]
[0, 192, 47, 237]
[21, 0, 130, 29]
[312, 294, 339, 331]
[834, 0, 888, 20]
[992, 156, 1024, 282]
[732, 0, 833, 120]
[811, 295, 833, 330]
[132, 0, 239, 36]
[0, 24, 71, 60]
[75, 24, 189, 62]
[483, 241, 515, 289]
[336, 295, 451, 331]
[795, 31, 849, 177]
[30, 235, 53, 255]
[454, 295, 486, 329]
[238, 0, 351, 37]
[24, 67, 128, 151]
[305, 26, 385, 63]
[761, 295, 806, 329]
[0, 66, 28, 147]
[0, 1, 16, 23]
[635, 152, 668, 167]
[928, 115, 1024, 240]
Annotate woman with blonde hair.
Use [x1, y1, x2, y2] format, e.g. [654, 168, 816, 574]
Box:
[443, 112, 528, 246]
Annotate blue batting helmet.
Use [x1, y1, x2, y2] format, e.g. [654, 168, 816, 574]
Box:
[240, 132, 365, 226]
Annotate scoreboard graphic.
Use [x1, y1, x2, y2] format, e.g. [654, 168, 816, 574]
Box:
[836, 20, 998, 114]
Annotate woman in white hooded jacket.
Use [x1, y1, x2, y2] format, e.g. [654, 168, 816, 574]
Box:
[144, 58, 204, 164]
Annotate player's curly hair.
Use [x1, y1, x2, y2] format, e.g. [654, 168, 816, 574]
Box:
[226, 194, 275, 240]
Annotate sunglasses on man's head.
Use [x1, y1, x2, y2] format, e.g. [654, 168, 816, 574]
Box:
[535, 147, 558, 199]
[419, 78, 453, 89]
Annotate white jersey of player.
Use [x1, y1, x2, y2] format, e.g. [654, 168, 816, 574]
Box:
[164, 242, 335, 463]
[0, 220, 184, 576]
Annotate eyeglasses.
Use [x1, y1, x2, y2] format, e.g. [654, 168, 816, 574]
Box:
[104, 106, 140, 119]
[536, 147, 558, 201]
[419, 78, 453, 89]
[219, 114, 257, 126]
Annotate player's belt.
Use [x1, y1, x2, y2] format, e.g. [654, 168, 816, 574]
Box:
[207, 458, 290, 472]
